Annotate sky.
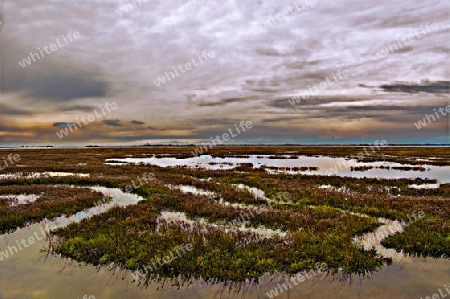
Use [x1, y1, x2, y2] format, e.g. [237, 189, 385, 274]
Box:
[0, 0, 449, 146]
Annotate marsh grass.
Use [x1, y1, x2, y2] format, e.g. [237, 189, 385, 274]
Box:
[0, 185, 105, 233]
[1, 146, 448, 286]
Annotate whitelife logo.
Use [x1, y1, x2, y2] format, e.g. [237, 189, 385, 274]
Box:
[191, 121, 253, 157]
[153, 50, 215, 87]
[0, 224, 57, 261]
[251, 0, 314, 34]
[288, 69, 350, 108]
[18, 31, 81, 68]
[420, 284, 450, 299]
[115, 0, 149, 16]
[131, 243, 193, 281]
[413, 105, 450, 129]
[324, 140, 388, 175]
[376, 22, 439, 59]
[54, 102, 118, 139]
[0, 154, 20, 171]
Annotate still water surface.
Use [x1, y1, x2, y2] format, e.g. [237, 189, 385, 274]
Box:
[1, 182, 449, 298]
[106, 155, 450, 183]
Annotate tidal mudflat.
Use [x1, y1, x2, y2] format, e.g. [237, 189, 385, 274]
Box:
[0, 146, 449, 299]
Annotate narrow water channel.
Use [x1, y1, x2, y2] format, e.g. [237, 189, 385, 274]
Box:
[1, 187, 449, 299]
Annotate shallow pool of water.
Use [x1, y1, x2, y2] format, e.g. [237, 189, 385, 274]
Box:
[1, 187, 449, 299]
[1, 224, 449, 299]
[0, 172, 90, 180]
[106, 155, 450, 183]
[0, 194, 40, 206]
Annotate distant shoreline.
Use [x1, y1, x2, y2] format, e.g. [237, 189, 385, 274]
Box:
[1, 144, 450, 150]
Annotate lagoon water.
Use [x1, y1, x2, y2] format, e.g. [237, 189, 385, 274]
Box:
[106, 155, 450, 184]
[1, 223, 449, 299]
[1, 187, 449, 298]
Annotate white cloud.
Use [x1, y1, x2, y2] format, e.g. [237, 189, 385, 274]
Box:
[2, 0, 449, 144]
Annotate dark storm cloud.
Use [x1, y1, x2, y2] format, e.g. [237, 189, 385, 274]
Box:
[0, 126, 24, 133]
[1, 0, 449, 145]
[103, 119, 122, 127]
[344, 105, 448, 113]
[147, 126, 166, 131]
[4, 69, 108, 101]
[269, 96, 366, 109]
[262, 116, 300, 123]
[270, 98, 306, 109]
[248, 88, 280, 93]
[197, 96, 258, 107]
[53, 122, 76, 128]
[316, 104, 450, 123]
[2, 39, 108, 102]
[380, 81, 450, 94]
[0, 104, 33, 115]
[396, 46, 414, 54]
[326, 104, 441, 113]
[131, 120, 145, 125]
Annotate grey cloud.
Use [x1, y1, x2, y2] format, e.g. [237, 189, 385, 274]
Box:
[269, 98, 307, 109]
[0, 126, 24, 133]
[268, 96, 368, 109]
[103, 119, 122, 126]
[148, 126, 166, 131]
[0, 104, 34, 115]
[255, 48, 286, 57]
[396, 46, 414, 54]
[1, 39, 108, 102]
[285, 60, 320, 70]
[1, 0, 449, 145]
[4, 68, 108, 101]
[59, 105, 97, 112]
[131, 120, 145, 125]
[53, 122, 77, 127]
[197, 96, 258, 107]
[380, 81, 450, 94]
[262, 116, 299, 123]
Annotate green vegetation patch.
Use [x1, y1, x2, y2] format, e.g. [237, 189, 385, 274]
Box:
[0, 185, 106, 233]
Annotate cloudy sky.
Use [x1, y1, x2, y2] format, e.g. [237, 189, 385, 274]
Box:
[0, 0, 449, 145]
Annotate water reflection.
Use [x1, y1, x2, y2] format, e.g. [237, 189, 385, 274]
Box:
[1, 188, 449, 299]
[106, 155, 450, 184]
